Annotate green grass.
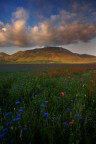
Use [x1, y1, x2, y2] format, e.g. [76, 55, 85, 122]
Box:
[0, 67, 96, 144]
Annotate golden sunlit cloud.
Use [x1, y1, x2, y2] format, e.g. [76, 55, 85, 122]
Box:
[2, 28, 7, 32]
[0, 7, 96, 47]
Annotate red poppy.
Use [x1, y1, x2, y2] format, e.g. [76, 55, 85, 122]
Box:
[61, 92, 65, 97]
[90, 80, 94, 86]
[67, 75, 70, 79]
[81, 79, 84, 82]
[68, 121, 74, 125]
[90, 89, 94, 93]
[90, 80, 94, 84]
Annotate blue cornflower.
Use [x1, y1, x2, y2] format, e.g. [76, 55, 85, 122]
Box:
[2, 128, 8, 133]
[34, 94, 39, 98]
[13, 117, 20, 122]
[4, 112, 12, 117]
[64, 92, 66, 95]
[5, 121, 12, 127]
[16, 114, 21, 117]
[44, 112, 49, 117]
[74, 114, 79, 118]
[44, 100, 48, 103]
[0, 133, 5, 139]
[18, 109, 23, 112]
[66, 108, 71, 112]
[70, 100, 74, 102]
[15, 101, 20, 105]
[80, 117, 84, 121]
[40, 104, 46, 108]
[63, 122, 69, 126]
[22, 127, 27, 132]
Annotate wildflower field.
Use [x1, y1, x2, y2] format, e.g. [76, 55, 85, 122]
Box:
[0, 66, 96, 144]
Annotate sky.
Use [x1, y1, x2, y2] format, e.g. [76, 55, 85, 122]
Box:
[0, 0, 96, 55]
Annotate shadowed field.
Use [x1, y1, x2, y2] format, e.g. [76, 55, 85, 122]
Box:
[0, 66, 96, 143]
[0, 63, 96, 71]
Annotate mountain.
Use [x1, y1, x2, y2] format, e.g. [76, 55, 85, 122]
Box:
[0, 47, 96, 64]
[0, 52, 9, 63]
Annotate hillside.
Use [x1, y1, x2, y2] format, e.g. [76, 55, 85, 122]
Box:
[0, 47, 96, 64]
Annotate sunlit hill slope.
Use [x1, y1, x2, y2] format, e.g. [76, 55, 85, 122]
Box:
[0, 47, 96, 64]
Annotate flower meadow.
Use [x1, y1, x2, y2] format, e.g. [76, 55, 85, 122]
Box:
[0, 67, 96, 144]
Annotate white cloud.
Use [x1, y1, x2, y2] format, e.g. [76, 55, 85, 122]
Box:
[2, 28, 7, 32]
[12, 7, 28, 22]
[0, 6, 96, 47]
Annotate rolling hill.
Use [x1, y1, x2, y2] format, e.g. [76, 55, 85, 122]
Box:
[0, 47, 96, 64]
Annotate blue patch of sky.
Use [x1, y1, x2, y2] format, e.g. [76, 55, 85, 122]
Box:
[0, 0, 96, 25]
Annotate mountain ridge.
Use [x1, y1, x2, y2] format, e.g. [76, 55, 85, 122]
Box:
[0, 47, 96, 64]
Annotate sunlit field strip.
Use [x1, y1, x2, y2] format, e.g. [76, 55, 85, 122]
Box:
[0, 67, 96, 144]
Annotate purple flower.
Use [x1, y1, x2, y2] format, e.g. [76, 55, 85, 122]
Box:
[15, 101, 20, 105]
[44, 112, 49, 117]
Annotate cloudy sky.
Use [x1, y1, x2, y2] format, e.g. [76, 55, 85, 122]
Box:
[0, 0, 96, 55]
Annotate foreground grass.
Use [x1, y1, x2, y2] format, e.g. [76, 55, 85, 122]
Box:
[0, 67, 96, 144]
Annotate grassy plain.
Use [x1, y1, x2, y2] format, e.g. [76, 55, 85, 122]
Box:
[0, 66, 96, 144]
